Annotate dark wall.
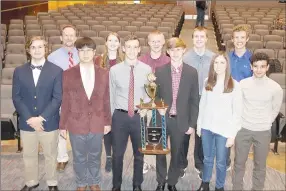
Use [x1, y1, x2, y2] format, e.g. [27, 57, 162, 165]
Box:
[1, 1, 48, 25]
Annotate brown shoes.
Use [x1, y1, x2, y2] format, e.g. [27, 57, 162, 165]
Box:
[76, 186, 87, 191]
[56, 161, 68, 172]
[90, 185, 101, 191]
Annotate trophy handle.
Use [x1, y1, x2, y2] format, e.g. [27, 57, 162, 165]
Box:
[144, 84, 151, 98]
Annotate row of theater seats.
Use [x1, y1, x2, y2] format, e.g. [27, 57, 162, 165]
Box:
[0, 3, 185, 70]
[212, 6, 286, 71]
[0, 3, 185, 130]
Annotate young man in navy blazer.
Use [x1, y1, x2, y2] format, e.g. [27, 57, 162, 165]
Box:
[12, 36, 62, 191]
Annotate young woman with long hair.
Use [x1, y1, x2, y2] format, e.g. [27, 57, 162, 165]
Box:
[196, 53, 242, 191]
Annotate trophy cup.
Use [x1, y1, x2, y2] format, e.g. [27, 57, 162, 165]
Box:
[137, 73, 170, 155]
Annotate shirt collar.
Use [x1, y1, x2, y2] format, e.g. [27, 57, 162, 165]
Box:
[148, 52, 163, 61]
[124, 60, 139, 68]
[31, 58, 46, 67]
[171, 63, 183, 73]
[232, 49, 251, 59]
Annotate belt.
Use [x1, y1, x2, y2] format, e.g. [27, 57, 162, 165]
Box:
[169, 114, 177, 118]
[116, 109, 139, 114]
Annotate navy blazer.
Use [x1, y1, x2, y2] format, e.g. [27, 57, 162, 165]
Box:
[12, 61, 63, 132]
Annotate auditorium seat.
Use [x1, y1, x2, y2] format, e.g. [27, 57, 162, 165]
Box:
[4, 54, 27, 68]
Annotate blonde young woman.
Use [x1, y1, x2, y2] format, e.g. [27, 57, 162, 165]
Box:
[94, 32, 123, 173]
[196, 53, 242, 191]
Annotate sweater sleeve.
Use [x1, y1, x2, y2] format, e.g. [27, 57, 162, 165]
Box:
[229, 82, 243, 138]
[197, 82, 207, 131]
[271, 85, 283, 123]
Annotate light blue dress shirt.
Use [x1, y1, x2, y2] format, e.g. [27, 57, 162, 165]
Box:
[47, 47, 80, 71]
[183, 49, 215, 95]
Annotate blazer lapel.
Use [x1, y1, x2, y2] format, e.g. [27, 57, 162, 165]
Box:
[165, 64, 173, 104]
[90, 64, 98, 99]
[75, 65, 89, 101]
[24, 62, 36, 89]
[177, 64, 188, 103]
[36, 61, 50, 88]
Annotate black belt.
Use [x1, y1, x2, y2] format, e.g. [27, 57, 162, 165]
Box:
[116, 109, 139, 114]
[169, 114, 177, 118]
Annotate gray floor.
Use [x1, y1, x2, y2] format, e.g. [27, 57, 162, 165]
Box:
[1, 135, 286, 191]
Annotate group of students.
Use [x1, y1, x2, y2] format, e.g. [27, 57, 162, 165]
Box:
[12, 24, 283, 191]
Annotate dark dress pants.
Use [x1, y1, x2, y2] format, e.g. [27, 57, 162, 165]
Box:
[111, 110, 143, 188]
[156, 116, 185, 186]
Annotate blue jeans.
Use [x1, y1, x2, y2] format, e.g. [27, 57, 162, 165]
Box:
[69, 132, 103, 187]
[196, 7, 205, 27]
[201, 129, 228, 189]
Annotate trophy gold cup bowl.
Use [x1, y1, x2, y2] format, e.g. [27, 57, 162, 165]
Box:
[144, 82, 157, 108]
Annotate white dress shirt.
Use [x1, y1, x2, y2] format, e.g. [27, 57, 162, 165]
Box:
[31, 59, 46, 86]
[80, 64, 95, 100]
[197, 78, 242, 138]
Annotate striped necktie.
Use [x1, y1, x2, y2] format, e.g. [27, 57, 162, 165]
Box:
[68, 51, 75, 68]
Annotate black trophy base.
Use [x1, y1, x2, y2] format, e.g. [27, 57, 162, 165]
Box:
[139, 144, 170, 155]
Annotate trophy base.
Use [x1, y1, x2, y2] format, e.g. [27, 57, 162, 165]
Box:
[139, 144, 170, 155]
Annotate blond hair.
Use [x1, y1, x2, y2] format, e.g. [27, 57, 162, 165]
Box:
[100, 32, 123, 69]
[61, 24, 77, 36]
[192, 26, 208, 38]
[166, 37, 186, 49]
[147, 30, 165, 41]
[232, 24, 250, 37]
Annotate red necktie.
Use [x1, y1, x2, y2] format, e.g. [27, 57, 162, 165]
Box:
[68, 52, 75, 68]
[128, 66, 135, 117]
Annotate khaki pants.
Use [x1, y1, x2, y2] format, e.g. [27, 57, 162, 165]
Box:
[21, 130, 59, 187]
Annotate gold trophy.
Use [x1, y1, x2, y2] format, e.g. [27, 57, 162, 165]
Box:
[137, 72, 170, 155]
[144, 73, 157, 108]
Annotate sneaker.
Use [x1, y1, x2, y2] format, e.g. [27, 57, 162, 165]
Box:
[179, 168, 187, 178]
[226, 165, 231, 172]
[198, 171, 202, 180]
[143, 162, 150, 174]
[105, 157, 112, 172]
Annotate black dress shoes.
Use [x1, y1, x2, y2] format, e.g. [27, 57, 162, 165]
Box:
[20, 184, 39, 191]
[156, 184, 165, 191]
[167, 185, 177, 191]
[48, 186, 59, 191]
[133, 185, 142, 191]
[112, 187, 121, 191]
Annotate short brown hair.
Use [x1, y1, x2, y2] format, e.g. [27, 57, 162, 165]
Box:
[192, 26, 208, 38]
[166, 37, 186, 49]
[61, 24, 77, 36]
[205, 52, 234, 93]
[123, 35, 140, 45]
[75, 37, 96, 50]
[232, 24, 250, 37]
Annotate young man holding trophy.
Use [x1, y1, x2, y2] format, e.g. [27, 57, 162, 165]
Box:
[138, 30, 170, 174]
[154, 37, 200, 191]
[109, 35, 152, 191]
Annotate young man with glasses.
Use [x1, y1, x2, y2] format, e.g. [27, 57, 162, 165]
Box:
[59, 37, 111, 191]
